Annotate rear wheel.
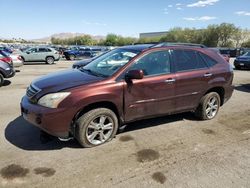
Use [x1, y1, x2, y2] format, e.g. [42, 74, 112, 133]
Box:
[75, 108, 118, 148]
[46, 56, 55, 64]
[0, 74, 4, 87]
[195, 92, 220, 120]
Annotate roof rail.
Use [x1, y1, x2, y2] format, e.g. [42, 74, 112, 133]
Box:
[153, 42, 207, 48]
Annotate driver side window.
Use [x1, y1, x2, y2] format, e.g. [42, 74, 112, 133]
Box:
[129, 50, 171, 76]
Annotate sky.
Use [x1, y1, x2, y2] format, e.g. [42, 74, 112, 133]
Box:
[1, 0, 250, 39]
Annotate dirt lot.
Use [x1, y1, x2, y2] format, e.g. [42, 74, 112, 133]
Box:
[0, 60, 250, 188]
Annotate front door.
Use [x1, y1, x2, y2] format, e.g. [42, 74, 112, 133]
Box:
[25, 48, 38, 61]
[124, 50, 176, 122]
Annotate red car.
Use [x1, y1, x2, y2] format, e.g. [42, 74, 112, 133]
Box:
[0, 50, 12, 64]
[209, 48, 230, 62]
[21, 44, 234, 147]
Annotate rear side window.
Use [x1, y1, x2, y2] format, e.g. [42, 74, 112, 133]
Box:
[171, 50, 208, 72]
[199, 52, 218, 67]
[38, 48, 48, 52]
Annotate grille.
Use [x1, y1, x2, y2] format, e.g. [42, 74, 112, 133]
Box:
[26, 84, 40, 98]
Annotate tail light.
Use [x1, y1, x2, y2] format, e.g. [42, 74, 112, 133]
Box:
[17, 56, 22, 61]
[1, 57, 12, 63]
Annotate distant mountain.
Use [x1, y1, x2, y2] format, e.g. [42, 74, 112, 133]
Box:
[32, 33, 105, 43]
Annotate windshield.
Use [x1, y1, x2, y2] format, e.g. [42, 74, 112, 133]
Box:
[243, 52, 250, 56]
[82, 48, 139, 77]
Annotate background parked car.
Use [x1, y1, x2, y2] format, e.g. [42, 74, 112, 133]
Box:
[234, 51, 250, 70]
[19, 47, 60, 64]
[209, 48, 230, 62]
[0, 50, 12, 64]
[72, 50, 110, 69]
[7, 52, 23, 67]
[0, 60, 15, 87]
[0, 46, 13, 54]
[64, 47, 99, 60]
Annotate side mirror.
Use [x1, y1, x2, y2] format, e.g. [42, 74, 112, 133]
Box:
[26, 51, 30, 54]
[125, 70, 144, 81]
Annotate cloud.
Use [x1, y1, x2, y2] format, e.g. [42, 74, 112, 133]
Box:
[177, 7, 183, 10]
[187, 0, 219, 7]
[176, 3, 182, 6]
[82, 20, 107, 26]
[163, 8, 169, 14]
[235, 11, 250, 16]
[183, 16, 217, 21]
[168, 5, 173, 8]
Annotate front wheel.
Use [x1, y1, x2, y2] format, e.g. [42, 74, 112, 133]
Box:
[75, 108, 118, 148]
[195, 92, 220, 120]
[0, 74, 4, 87]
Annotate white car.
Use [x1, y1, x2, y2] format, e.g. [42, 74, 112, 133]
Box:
[7, 52, 23, 67]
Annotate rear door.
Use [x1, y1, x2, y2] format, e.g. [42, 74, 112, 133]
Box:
[124, 50, 176, 122]
[37, 48, 49, 61]
[170, 49, 211, 111]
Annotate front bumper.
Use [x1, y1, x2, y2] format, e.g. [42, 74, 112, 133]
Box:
[5, 67, 15, 78]
[234, 61, 250, 69]
[20, 96, 73, 138]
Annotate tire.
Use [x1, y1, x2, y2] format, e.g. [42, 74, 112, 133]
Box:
[69, 55, 75, 61]
[75, 108, 118, 148]
[0, 74, 4, 87]
[195, 92, 220, 120]
[46, 56, 55, 64]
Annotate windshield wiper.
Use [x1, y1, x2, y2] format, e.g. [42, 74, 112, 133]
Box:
[80, 68, 108, 78]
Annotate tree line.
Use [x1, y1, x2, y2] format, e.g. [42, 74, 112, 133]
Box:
[51, 23, 250, 48]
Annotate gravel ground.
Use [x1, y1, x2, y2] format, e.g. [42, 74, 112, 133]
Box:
[0, 59, 250, 188]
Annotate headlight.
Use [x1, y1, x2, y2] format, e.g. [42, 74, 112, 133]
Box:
[38, 92, 70, 108]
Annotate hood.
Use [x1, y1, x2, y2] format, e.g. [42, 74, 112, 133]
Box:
[65, 49, 76, 53]
[237, 55, 250, 60]
[33, 69, 104, 93]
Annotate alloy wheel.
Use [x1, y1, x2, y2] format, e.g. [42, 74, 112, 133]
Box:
[86, 115, 114, 145]
[205, 96, 219, 119]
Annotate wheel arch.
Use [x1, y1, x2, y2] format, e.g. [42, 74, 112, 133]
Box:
[205, 87, 225, 106]
[71, 101, 122, 135]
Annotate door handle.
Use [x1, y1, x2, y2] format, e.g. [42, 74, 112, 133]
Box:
[165, 78, 176, 83]
[204, 73, 212, 77]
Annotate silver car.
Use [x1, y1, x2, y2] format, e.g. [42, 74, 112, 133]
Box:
[19, 47, 60, 64]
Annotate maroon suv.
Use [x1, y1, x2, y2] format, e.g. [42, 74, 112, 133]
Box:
[21, 44, 234, 147]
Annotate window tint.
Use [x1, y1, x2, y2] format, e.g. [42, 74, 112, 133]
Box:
[29, 48, 38, 53]
[199, 52, 218, 67]
[129, 50, 171, 76]
[38, 48, 48, 52]
[172, 50, 207, 72]
[83, 52, 92, 56]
